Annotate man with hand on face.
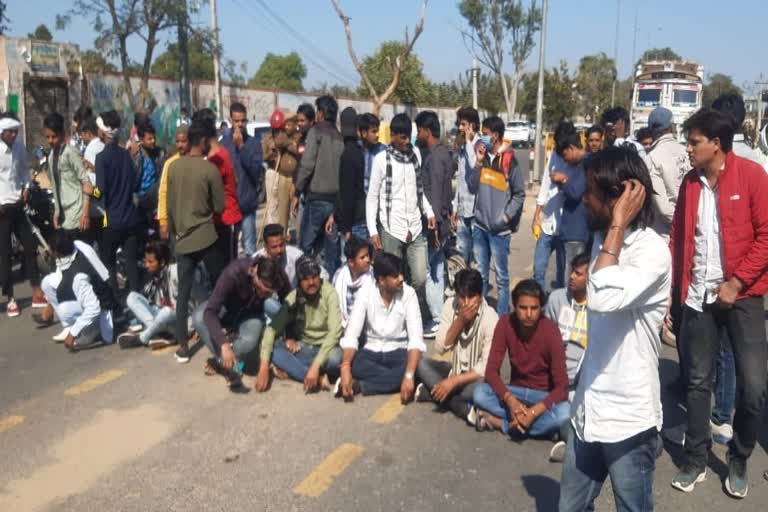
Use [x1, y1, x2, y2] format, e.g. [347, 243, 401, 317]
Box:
[336, 252, 426, 403]
[472, 279, 569, 440]
[415, 268, 498, 423]
[559, 147, 670, 512]
[260, 256, 343, 392]
[670, 109, 768, 500]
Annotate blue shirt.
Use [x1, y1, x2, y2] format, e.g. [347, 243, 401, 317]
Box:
[558, 157, 589, 242]
[139, 152, 156, 194]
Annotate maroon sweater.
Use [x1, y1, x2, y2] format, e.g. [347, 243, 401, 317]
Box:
[485, 315, 568, 408]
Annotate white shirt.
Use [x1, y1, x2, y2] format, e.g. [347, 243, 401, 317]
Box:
[0, 139, 29, 205]
[732, 134, 768, 172]
[536, 151, 565, 236]
[366, 149, 434, 243]
[340, 281, 426, 353]
[254, 245, 327, 288]
[454, 134, 480, 218]
[571, 227, 671, 443]
[84, 138, 105, 167]
[685, 171, 724, 311]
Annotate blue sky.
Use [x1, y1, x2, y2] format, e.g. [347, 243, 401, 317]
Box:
[7, 0, 767, 94]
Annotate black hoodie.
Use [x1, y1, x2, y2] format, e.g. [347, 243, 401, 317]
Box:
[336, 137, 366, 233]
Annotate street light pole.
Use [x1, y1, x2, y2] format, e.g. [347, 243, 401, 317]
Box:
[611, 0, 621, 107]
[472, 58, 479, 111]
[532, 0, 548, 186]
[210, 0, 223, 118]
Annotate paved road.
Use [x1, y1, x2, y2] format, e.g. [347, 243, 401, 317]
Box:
[2, 194, 768, 511]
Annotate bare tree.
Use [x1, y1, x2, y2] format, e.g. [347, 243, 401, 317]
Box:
[58, 0, 188, 112]
[331, 0, 428, 116]
[459, 0, 540, 118]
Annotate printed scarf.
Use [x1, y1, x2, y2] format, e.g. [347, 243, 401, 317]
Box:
[384, 144, 424, 226]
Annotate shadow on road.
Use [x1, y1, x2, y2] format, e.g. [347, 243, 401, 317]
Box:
[521, 474, 560, 511]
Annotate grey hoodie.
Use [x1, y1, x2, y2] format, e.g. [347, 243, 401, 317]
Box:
[295, 121, 344, 202]
[647, 133, 689, 237]
[466, 145, 525, 234]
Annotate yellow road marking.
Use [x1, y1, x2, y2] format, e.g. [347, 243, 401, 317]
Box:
[369, 394, 404, 424]
[293, 443, 364, 497]
[64, 369, 127, 396]
[0, 415, 24, 433]
[151, 344, 177, 354]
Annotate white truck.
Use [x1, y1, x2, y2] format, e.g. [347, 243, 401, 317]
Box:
[630, 60, 704, 137]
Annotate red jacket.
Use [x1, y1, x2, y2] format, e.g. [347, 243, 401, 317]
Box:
[208, 147, 243, 226]
[670, 151, 768, 304]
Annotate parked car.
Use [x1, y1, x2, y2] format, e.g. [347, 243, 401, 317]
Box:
[504, 120, 531, 148]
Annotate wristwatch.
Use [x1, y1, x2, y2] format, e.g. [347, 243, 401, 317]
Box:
[404, 371, 415, 380]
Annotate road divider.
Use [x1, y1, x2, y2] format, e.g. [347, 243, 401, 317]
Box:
[293, 443, 364, 497]
[64, 369, 127, 397]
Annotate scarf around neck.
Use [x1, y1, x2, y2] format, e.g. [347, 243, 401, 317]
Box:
[384, 144, 424, 224]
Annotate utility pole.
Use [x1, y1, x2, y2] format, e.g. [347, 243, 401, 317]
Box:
[611, 0, 621, 107]
[177, 0, 191, 113]
[532, 0, 548, 186]
[471, 58, 479, 110]
[210, 0, 223, 118]
[757, 75, 767, 149]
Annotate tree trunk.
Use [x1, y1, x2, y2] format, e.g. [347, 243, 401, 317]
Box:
[508, 68, 524, 118]
[499, 71, 513, 119]
[117, 34, 135, 110]
[372, 98, 383, 117]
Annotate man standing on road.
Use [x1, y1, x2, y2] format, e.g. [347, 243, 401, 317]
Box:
[0, 114, 45, 316]
[712, 93, 768, 171]
[336, 252, 425, 402]
[452, 107, 481, 267]
[415, 110, 453, 337]
[332, 107, 368, 253]
[221, 102, 263, 257]
[467, 116, 525, 315]
[670, 109, 768, 500]
[157, 126, 190, 241]
[358, 113, 386, 195]
[295, 95, 344, 277]
[601, 106, 646, 158]
[559, 147, 670, 512]
[586, 125, 604, 154]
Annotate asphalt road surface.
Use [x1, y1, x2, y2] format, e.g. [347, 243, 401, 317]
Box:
[2, 194, 768, 511]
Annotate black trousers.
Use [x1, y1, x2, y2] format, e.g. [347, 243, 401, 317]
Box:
[683, 296, 767, 467]
[175, 241, 226, 346]
[101, 226, 141, 293]
[0, 202, 40, 297]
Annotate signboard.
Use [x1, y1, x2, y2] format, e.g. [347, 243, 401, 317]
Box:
[30, 42, 60, 73]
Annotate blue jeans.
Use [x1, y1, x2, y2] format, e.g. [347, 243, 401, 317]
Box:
[559, 425, 657, 512]
[300, 199, 339, 278]
[533, 232, 565, 290]
[271, 340, 342, 381]
[456, 216, 474, 267]
[425, 238, 446, 324]
[472, 227, 511, 315]
[240, 210, 257, 257]
[351, 348, 408, 395]
[712, 332, 736, 426]
[472, 383, 570, 438]
[339, 223, 370, 266]
[125, 291, 176, 344]
[192, 300, 278, 359]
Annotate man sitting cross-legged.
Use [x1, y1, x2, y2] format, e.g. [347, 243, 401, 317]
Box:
[473, 279, 570, 440]
[332, 235, 374, 328]
[415, 268, 498, 423]
[192, 256, 291, 390]
[260, 256, 343, 392]
[336, 252, 426, 402]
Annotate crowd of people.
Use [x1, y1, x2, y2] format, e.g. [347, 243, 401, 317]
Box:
[1, 89, 768, 510]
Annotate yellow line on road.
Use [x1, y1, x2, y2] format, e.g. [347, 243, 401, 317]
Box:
[0, 415, 24, 433]
[64, 369, 127, 396]
[369, 394, 404, 424]
[293, 443, 364, 497]
[151, 344, 177, 355]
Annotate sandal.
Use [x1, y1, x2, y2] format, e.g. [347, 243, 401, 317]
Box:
[475, 411, 494, 432]
[203, 358, 218, 376]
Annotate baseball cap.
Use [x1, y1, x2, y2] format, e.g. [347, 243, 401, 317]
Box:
[648, 107, 673, 130]
[270, 110, 286, 129]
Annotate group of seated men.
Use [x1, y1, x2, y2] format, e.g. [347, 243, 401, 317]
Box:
[36, 216, 593, 458]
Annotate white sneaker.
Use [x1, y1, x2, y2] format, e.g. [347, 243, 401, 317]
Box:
[415, 382, 432, 402]
[129, 324, 144, 333]
[52, 328, 70, 343]
[549, 440, 567, 463]
[6, 298, 20, 317]
[711, 419, 734, 445]
[466, 406, 477, 426]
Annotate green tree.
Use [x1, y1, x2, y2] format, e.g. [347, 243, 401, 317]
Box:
[520, 61, 575, 128]
[28, 24, 53, 41]
[576, 52, 615, 122]
[151, 32, 213, 81]
[356, 41, 429, 104]
[81, 49, 118, 73]
[0, 1, 9, 35]
[428, 70, 506, 113]
[637, 47, 682, 65]
[332, 0, 427, 115]
[249, 52, 306, 91]
[702, 73, 742, 107]
[458, 0, 541, 117]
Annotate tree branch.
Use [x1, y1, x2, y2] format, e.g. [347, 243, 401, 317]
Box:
[331, 0, 379, 102]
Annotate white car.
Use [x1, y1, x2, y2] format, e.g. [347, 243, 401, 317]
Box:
[504, 121, 531, 148]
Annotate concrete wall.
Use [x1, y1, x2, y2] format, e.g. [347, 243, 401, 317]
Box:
[86, 73, 491, 147]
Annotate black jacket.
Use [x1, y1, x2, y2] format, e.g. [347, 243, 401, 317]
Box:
[336, 138, 366, 233]
[423, 142, 453, 240]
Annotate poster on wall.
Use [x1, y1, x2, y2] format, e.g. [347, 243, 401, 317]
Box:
[30, 43, 60, 73]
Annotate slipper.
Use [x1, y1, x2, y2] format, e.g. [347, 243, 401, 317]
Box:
[475, 411, 494, 432]
[203, 358, 218, 376]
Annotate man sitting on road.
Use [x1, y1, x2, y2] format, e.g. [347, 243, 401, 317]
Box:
[260, 256, 343, 392]
[336, 252, 426, 402]
[473, 279, 570, 440]
[192, 256, 291, 390]
[36, 231, 115, 351]
[255, 223, 327, 288]
[415, 268, 498, 423]
[333, 236, 374, 328]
